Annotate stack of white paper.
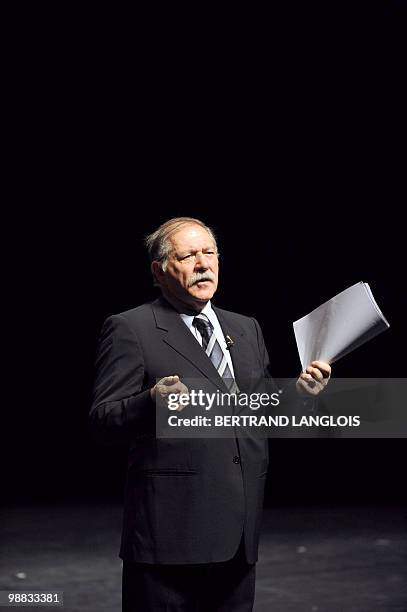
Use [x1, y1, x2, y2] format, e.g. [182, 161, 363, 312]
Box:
[293, 282, 390, 371]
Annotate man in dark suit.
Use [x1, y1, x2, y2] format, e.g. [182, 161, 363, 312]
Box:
[90, 217, 331, 611]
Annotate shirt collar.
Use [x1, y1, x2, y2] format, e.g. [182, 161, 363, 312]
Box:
[179, 301, 214, 329]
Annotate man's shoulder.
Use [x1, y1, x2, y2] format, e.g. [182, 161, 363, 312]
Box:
[106, 300, 158, 327]
[119, 301, 155, 317]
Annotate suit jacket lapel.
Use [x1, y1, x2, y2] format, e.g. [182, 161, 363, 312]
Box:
[213, 306, 257, 388]
[151, 298, 230, 391]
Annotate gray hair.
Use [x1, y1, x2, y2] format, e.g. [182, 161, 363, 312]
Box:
[145, 217, 218, 284]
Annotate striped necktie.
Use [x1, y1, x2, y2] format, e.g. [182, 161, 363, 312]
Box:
[193, 315, 239, 394]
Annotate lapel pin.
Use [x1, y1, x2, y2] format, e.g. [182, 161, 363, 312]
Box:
[225, 335, 234, 350]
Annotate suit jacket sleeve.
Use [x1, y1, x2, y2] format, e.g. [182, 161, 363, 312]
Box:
[89, 314, 155, 444]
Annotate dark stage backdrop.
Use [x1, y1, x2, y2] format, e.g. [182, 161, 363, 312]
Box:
[4, 203, 405, 506]
[3, 2, 405, 508]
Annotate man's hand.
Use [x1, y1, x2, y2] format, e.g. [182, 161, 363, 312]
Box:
[296, 361, 331, 396]
[150, 375, 190, 411]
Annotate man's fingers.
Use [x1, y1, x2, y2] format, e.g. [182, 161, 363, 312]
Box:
[311, 361, 331, 378]
[170, 382, 189, 394]
[155, 376, 180, 393]
[156, 377, 190, 412]
[297, 360, 332, 397]
[161, 375, 180, 385]
[300, 371, 318, 386]
[155, 376, 190, 414]
[158, 381, 188, 394]
[297, 377, 319, 395]
[306, 366, 324, 383]
[297, 374, 323, 395]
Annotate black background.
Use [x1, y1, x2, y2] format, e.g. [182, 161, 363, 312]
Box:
[3, 3, 406, 507]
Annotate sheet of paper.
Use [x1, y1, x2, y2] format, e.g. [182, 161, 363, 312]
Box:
[293, 282, 390, 371]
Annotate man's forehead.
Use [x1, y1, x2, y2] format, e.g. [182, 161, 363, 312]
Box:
[170, 225, 214, 249]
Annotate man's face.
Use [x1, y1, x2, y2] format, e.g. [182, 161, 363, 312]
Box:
[154, 224, 219, 310]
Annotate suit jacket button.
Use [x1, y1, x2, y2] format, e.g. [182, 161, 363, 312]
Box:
[233, 456, 241, 464]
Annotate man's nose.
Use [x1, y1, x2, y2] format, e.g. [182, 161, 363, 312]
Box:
[194, 252, 209, 269]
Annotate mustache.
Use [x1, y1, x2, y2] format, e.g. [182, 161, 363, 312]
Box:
[187, 271, 216, 288]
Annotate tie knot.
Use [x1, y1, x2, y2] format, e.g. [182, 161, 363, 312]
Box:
[193, 316, 213, 349]
[193, 316, 212, 332]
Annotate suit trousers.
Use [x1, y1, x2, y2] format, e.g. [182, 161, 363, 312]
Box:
[122, 537, 256, 611]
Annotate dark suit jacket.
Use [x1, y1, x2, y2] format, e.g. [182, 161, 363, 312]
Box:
[90, 296, 275, 564]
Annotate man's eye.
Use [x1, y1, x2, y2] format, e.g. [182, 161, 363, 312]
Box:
[180, 254, 193, 261]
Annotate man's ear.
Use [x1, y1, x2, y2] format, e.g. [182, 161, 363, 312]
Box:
[151, 261, 165, 286]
